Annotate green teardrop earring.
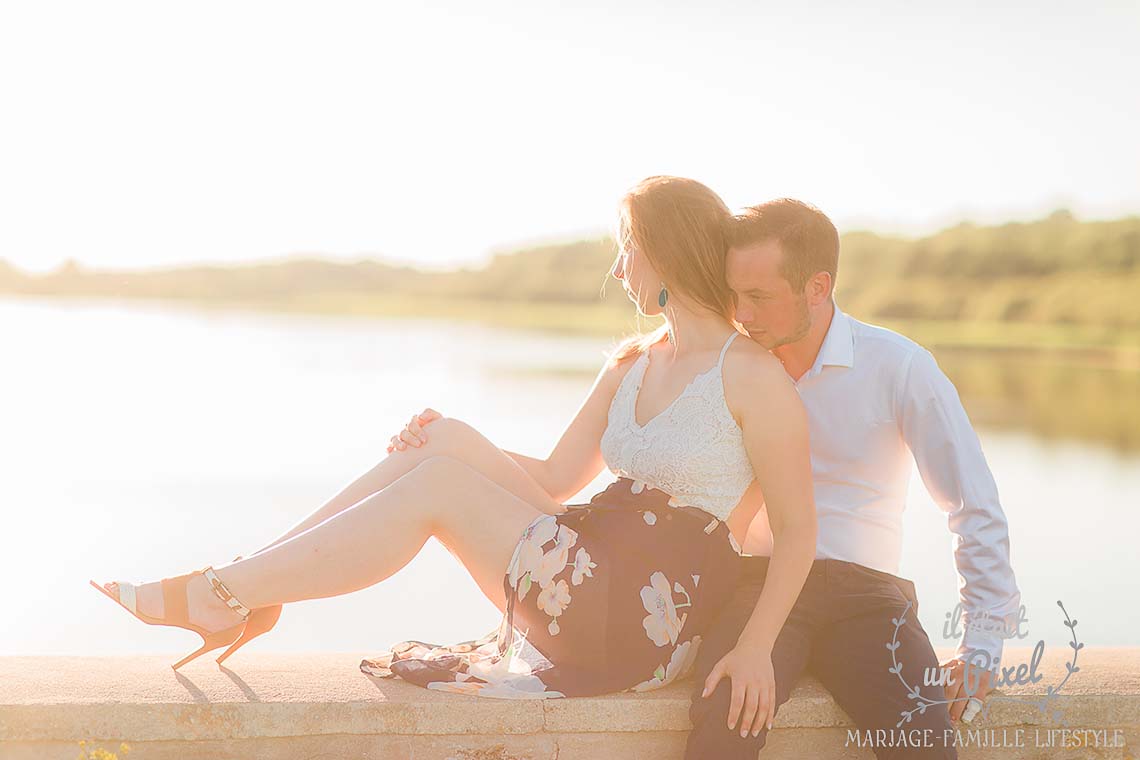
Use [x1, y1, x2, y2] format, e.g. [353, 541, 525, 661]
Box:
[658, 284, 668, 308]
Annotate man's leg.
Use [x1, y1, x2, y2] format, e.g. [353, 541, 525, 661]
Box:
[684, 558, 822, 759]
[809, 561, 957, 760]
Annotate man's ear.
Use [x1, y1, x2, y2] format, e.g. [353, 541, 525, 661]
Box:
[806, 272, 832, 306]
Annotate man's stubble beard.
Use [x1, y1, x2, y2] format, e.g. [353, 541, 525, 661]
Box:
[761, 296, 812, 350]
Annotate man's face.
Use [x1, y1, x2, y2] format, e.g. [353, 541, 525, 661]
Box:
[726, 239, 812, 350]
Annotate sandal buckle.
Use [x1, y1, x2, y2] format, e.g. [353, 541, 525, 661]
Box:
[202, 566, 252, 619]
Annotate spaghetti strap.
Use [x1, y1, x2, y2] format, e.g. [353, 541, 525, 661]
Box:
[716, 331, 739, 369]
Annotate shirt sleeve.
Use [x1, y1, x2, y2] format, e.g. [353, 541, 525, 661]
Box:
[896, 347, 1022, 670]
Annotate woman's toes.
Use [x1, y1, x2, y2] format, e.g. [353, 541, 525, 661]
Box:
[135, 581, 164, 619]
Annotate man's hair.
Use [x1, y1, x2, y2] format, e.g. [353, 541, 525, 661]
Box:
[726, 198, 839, 295]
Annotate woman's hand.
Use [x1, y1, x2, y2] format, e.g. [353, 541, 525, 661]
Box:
[701, 641, 777, 738]
[386, 408, 443, 453]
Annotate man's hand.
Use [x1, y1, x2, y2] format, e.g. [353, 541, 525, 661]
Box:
[386, 408, 443, 453]
[940, 657, 995, 723]
[702, 643, 777, 739]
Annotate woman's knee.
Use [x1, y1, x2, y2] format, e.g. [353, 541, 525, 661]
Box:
[408, 454, 473, 485]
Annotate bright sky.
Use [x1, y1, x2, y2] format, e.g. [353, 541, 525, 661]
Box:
[1, 1, 1137, 274]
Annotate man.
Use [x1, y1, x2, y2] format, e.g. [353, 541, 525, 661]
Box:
[684, 198, 1021, 758]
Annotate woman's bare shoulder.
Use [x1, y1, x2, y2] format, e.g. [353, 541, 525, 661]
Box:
[599, 349, 643, 386]
[725, 334, 787, 382]
[722, 335, 800, 418]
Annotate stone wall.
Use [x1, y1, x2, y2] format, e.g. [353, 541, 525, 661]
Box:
[3, 647, 1137, 759]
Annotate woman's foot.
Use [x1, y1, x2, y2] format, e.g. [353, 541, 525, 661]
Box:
[102, 572, 247, 634]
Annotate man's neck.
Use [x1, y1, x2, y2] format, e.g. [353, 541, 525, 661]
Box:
[773, 299, 836, 383]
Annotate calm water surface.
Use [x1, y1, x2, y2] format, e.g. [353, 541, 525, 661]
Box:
[2, 297, 1136, 658]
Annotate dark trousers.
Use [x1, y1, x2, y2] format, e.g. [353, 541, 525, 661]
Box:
[685, 557, 957, 759]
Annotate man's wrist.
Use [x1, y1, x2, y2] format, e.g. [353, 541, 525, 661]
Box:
[955, 634, 1004, 673]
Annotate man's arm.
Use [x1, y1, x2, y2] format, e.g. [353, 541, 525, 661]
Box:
[897, 347, 1022, 671]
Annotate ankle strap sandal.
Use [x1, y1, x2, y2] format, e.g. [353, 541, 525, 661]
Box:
[89, 566, 251, 670]
[202, 565, 252, 619]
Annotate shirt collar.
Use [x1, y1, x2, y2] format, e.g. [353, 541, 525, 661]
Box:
[801, 301, 854, 381]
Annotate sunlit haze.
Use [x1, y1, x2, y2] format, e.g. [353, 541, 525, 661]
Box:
[2, 1, 1137, 274]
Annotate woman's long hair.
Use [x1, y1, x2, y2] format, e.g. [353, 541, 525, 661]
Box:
[608, 176, 736, 365]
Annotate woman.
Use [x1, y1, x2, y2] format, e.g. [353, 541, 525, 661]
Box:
[91, 175, 816, 737]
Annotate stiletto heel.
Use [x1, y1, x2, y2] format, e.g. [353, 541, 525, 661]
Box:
[171, 624, 249, 670]
[215, 604, 282, 665]
[213, 554, 284, 665]
[89, 565, 253, 671]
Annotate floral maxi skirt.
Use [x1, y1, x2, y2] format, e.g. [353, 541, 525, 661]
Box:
[358, 477, 744, 698]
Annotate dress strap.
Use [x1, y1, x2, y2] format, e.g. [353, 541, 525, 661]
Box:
[716, 331, 739, 369]
[618, 349, 651, 410]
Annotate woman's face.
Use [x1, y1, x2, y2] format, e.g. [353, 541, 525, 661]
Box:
[610, 237, 663, 317]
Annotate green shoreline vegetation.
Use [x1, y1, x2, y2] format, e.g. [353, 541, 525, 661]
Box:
[3, 210, 1139, 450]
[1, 209, 1137, 360]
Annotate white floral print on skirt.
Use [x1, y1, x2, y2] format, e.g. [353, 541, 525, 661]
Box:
[359, 477, 744, 699]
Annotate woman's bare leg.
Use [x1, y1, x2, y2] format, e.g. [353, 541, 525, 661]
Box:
[123, 457, 555, 633]
[244, 418, 562, 558]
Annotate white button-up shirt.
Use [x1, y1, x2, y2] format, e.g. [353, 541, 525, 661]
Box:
[742, 300, 1022, 666]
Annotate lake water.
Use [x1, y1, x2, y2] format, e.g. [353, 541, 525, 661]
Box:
[2, 297, 1136, 660]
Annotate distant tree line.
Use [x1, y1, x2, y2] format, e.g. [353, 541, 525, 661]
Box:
[2, 210, 1137, 331]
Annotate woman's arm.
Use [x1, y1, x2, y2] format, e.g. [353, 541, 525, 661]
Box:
[500, 449, 560, 497]
[391, 355, 638, 504]
[702, 342, 818, 737]
[730, 350, 817, 650]
[503, 353, 637, 500]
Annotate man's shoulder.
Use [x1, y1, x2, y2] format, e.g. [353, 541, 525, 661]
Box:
[845, 312, 930, 365]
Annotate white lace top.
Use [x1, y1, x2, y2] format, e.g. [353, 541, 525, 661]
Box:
[599, 331, 755, 521]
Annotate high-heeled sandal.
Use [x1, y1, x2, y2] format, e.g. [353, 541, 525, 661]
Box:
[212, 554, 283, 666]
[89, 566, 253, 670]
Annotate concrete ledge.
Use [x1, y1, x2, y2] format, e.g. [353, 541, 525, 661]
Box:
[3, 648, 1138, 759]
